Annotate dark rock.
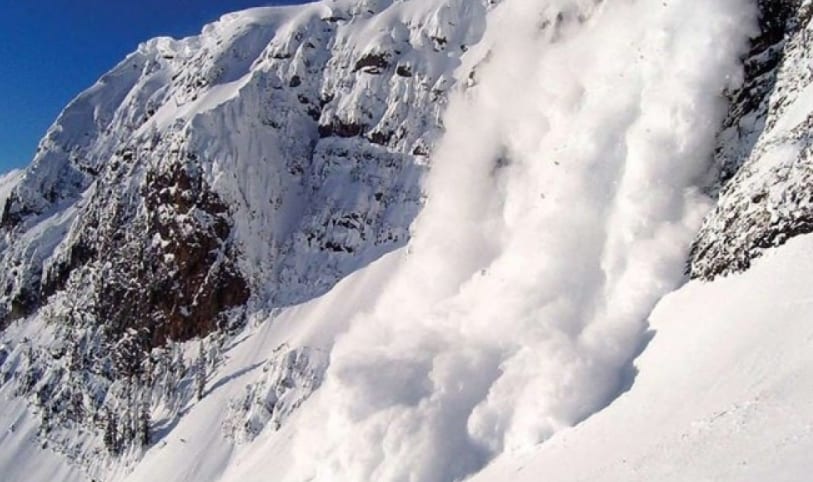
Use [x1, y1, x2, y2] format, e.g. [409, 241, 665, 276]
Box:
[353, 52, 391, 74]
[395, 65, 413, 77]
[318, 119, 365, 138]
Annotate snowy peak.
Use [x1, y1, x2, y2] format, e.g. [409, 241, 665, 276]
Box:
[0, 0, 498, 328]
[0, 0, 497, 474]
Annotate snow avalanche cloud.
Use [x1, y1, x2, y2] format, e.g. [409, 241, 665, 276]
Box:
[291, 0, 755, 480]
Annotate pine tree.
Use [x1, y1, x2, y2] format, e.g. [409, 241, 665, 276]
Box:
[114, 329, 143, 379]
[196, 340, 206, 400]
[104, 410, 119, 455]
[68, 385, 84, 422]
[39, 405, 52, 435]
[166, 343, 186, 411]
[143, 354, 154, 389]
[138, 398, 151, 447]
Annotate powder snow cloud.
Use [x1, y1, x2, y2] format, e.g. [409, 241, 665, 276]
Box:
[289, 0, 756, 480]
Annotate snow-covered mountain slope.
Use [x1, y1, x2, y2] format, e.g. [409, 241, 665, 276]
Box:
[473, 233, 813, 482]
[0, 395, 85, 482]
[0, 0, 467, 327]
[0, 0, 481, 472]
[124, 235, 813, 482]
[2, 0, 813, 481]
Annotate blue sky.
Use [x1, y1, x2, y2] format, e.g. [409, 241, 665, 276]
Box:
[0, 0, 308, 173]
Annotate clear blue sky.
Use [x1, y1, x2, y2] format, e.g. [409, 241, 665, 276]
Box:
[0, 0, 308, 173]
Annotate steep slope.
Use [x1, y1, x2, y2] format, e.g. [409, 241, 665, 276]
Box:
[473, 234, 813, 482]
[276, 1, 753, 479]
[4, 0, 813, 481]
[0, 0, 470, 329]
[0, 0, 486, 474]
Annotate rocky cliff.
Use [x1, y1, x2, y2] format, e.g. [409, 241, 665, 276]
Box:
[690, 0, 813, 278]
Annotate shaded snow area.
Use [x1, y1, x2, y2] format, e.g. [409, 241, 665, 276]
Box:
[473, 234, 813, 482]
[0, 396, 84, 482]
[118, 252, 403, 482]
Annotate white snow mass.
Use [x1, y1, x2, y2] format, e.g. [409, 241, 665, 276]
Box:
[288, 0, 756, 481]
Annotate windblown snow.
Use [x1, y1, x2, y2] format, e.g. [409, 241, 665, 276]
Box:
[472, 233, 813, 482]
[284, 1, 755, 480]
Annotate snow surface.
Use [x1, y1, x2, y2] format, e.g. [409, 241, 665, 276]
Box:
[113, 233, 813, 482]
[0, 396, 84, 482]
[0, 169, 23, 207]
[472, 233, 813, 482]
[120, 251, 402, 482]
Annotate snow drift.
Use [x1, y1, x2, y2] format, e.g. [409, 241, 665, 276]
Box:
[288, 1, 755, 481]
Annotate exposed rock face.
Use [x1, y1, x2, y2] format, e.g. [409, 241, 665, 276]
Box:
[31, 142, 250, 351]
[690, 0, 813, 278]
[101, 152, 249, 345]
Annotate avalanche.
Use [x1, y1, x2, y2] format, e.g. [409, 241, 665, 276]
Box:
[284, 1, 755, 481]
[472, 233, 813, 482]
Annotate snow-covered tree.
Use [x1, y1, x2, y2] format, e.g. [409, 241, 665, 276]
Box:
[196, 340, 206, 401]
[138, 398, 151, 448]
[103, 410, 120, 455]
